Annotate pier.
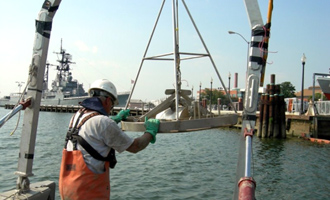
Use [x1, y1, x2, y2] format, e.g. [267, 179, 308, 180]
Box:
[230, 111, 330, 140]
[4, 104, 149, 116]
[4, 103, 330, 140]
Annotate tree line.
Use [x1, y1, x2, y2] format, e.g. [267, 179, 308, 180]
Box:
[198, 81, 326, 104]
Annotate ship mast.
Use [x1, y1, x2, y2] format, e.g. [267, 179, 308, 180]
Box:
[54, 39, 76, 84]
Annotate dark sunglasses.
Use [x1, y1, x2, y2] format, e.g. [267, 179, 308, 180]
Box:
[105, 96, 114, 106]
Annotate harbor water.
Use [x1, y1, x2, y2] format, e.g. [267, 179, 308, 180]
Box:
[0, 107, 329, 200]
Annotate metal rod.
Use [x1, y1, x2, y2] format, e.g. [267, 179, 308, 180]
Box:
[180, 55, 207, 60]
[125, 0, 166, 110]
[144, 52, 174, 59]
[313, 73, 315, 107]
[179, 52, 209, 56]
[144, 52, 208, 60]
[228, 31, 250, 81]
[300, 61, 305, 115]
[182, 0, 237, 113]
[245, 135, 252, 177]
[172, 0, 180, 120]
[0, 105, 23, 128]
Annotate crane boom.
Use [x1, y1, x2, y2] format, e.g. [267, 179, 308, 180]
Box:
[243, 0, 264, 28]
[15, 0, 61, 193]
[234, 0, 274, 199]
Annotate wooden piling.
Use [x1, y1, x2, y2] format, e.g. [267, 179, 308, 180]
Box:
[257, 94, 265, 137]
[270, 74, 276, 85]
[258, 75, 287, 138]
[262, 93, 269, 138]
[273, 94, 280, 138]
[267, 76, 276, 138]
[274, 84, 281, 95]
[273, 85, 281, 138]
[268, 94, 274, 137]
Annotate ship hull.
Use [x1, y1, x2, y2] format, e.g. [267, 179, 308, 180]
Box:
[317, 77, 330, 100]
[0, 92, 130, 108]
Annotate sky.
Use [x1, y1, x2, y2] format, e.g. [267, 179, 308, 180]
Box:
[0, 0, 329, 101]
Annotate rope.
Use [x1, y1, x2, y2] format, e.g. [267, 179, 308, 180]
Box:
[8, 78, 30, 136]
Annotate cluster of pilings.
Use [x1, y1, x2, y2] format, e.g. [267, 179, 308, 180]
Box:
[257, 74, 286, 138]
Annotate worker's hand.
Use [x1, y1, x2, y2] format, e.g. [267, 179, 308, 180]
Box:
[110, 109, 130, 123]
[144, 117, 160, 144]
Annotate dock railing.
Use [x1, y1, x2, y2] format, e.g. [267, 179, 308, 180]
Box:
[315, 101, 330, 115]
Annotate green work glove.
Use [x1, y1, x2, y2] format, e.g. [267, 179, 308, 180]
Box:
[110, 109, 130, 123]
[144, 117, 160, 144]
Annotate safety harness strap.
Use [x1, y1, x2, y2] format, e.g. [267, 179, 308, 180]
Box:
[75, 136, 115, 161]
[65, 108, 117, 168]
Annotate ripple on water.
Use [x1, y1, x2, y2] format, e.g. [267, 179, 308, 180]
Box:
[1, 109, 330, 199]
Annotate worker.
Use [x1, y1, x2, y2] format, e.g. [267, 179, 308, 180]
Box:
[59, 79, 160, 200]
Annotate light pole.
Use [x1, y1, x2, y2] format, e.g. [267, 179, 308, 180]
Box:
[300, 53, 306, 114]
[228, 31, 250, 72]
[228, 72, 231, 110]
[228, 72, 231, 96]
[199, 82, 202, 102]
[210, 78, 213, 112]
[16, 81, 25, 93]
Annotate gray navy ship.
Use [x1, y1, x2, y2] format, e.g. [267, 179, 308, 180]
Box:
[0, 40, 129, 108]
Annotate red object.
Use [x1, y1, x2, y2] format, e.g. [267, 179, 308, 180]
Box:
[19, 98, 31, 109]
[202, 98, 207, 108]
[244, 128, 254, 137]
[238, 177, 256, 200]
[301, 133, 330, 144]
[324, 93, 330, 100]
[288, 99, 293, 112]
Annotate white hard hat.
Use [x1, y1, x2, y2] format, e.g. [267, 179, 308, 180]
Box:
[88, 79, 119, 105]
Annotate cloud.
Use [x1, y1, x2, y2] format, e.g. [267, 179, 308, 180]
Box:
[75, 40, 89, 51]
[92, 46, 98, 53]
[74, 40, 98, 54]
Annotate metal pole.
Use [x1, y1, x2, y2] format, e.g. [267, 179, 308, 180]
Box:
[210, 78, 213, 112]
[300, 54, 306, 114]
[199, 82, 202, 102]
[172, 0, 180, 120]
[228, 72, 231, 109]
[0, 105, 23, 128]
[245, 135, 252, 177]
[312, 73, 315, 111]
[124, 0, 166, 110]
[228, 31, 250, 80]
[300, 64, 304, 114]
[182, 0, 236, 112]
[16, 81, 25, 94]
